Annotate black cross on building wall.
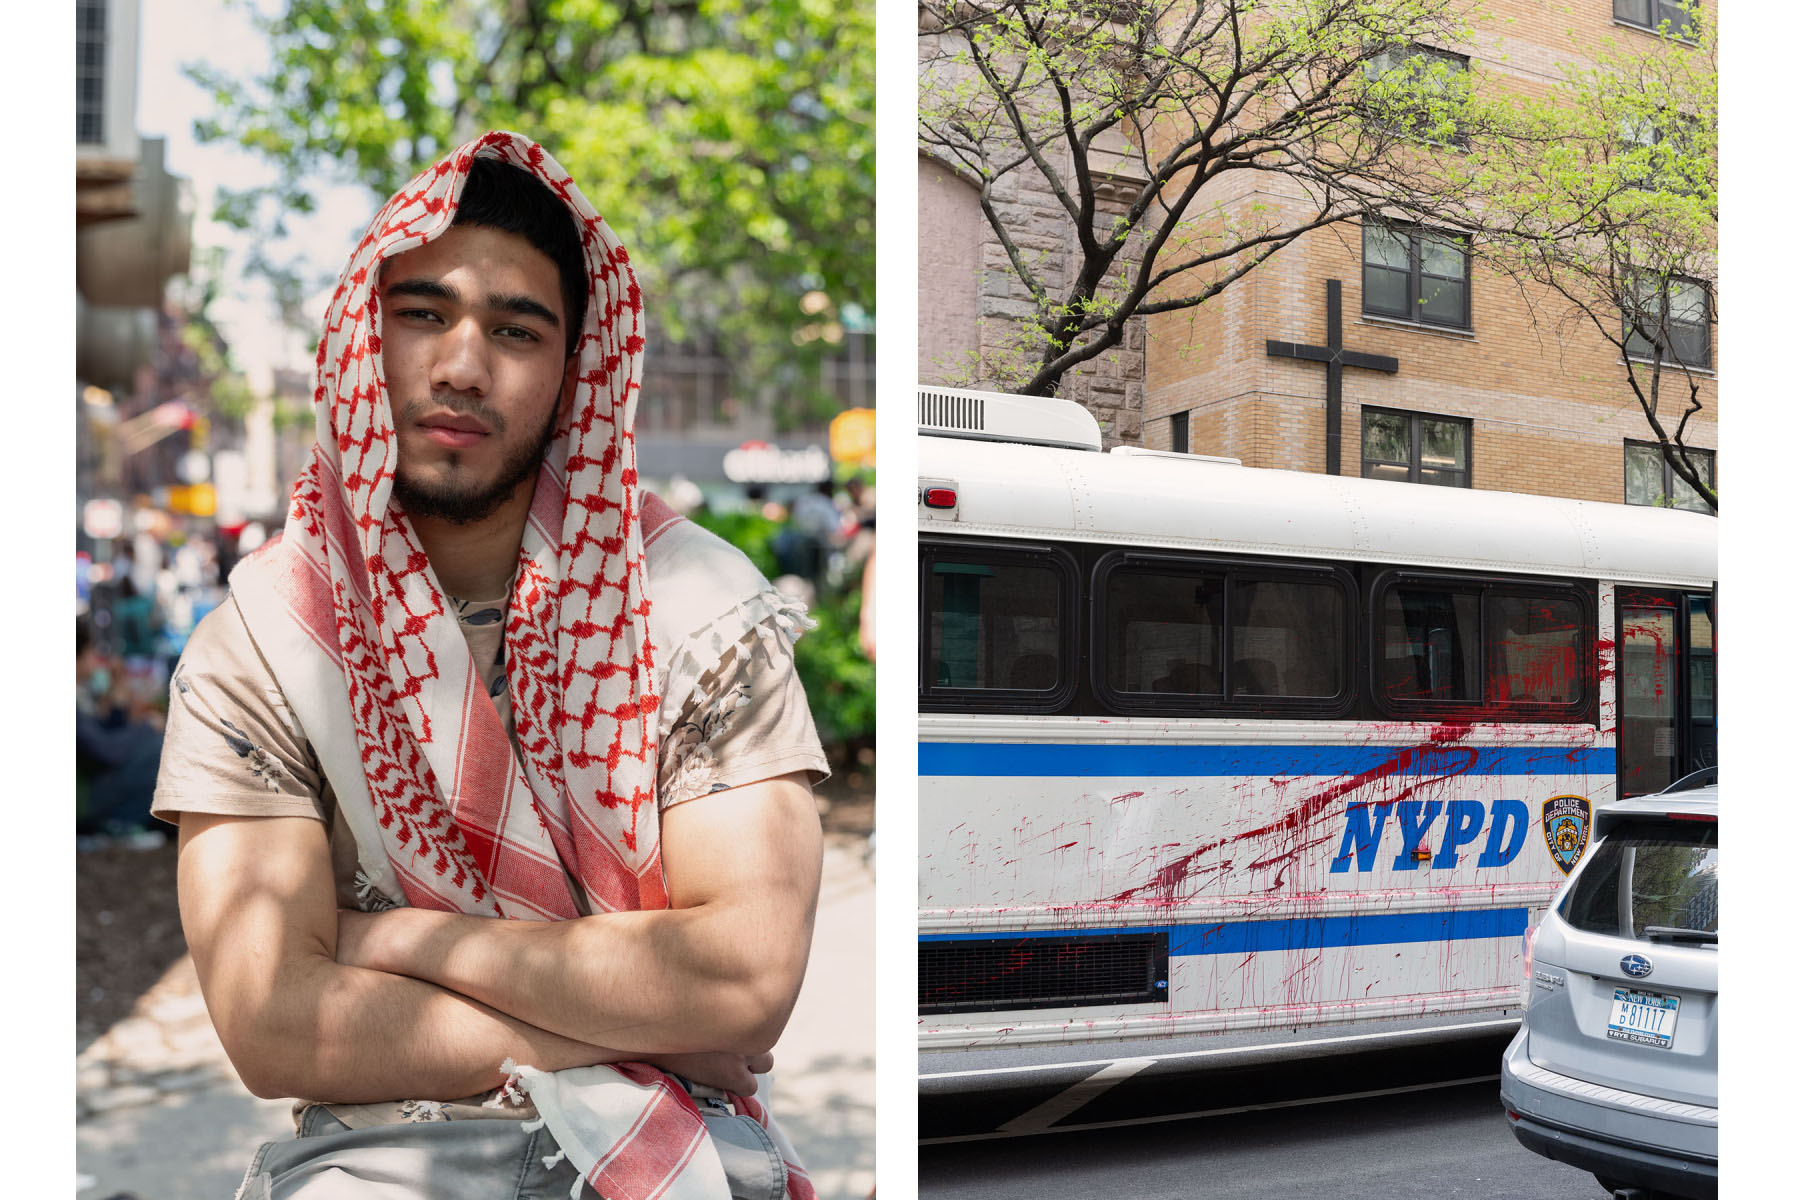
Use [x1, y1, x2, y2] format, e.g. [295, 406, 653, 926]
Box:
[1266, 279, 1400, 475]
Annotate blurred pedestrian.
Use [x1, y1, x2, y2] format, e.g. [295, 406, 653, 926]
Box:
[784, 479, 843, 587]
[112, 576, 166, 681]
[76, 619, 164, 838]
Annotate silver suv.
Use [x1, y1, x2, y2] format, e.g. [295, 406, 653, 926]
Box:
[1500, 778, 1718, 1199]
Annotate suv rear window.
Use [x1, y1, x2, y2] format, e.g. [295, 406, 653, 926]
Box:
[1559, 818, 1718, 943]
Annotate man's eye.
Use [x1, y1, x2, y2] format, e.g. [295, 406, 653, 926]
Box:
[395, 308, 443, 322]
[496, 326, 540, 342]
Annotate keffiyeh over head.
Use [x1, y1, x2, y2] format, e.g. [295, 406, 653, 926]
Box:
[280, 130, 661, 919]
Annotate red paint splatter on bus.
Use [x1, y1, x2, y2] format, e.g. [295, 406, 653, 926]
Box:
[1104, 736, 1481, 904]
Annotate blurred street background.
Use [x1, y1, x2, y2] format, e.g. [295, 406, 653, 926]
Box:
[76, 0, 875, 1195]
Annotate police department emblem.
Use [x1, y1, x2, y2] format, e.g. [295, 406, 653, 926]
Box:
[1542, 795, 1591, 875]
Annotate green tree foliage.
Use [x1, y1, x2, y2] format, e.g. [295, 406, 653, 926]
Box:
[1468, 2, 1716, 510]
[919, 0, 1494, 397]
[188, 0, 873, 425]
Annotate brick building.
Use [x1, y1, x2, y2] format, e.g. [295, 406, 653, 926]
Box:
[917, 1, 1717, 508]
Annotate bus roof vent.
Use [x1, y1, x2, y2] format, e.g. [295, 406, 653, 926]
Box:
[918, 386, 1102, 452]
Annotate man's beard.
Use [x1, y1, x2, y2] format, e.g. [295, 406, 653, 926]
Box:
[392, 400, 561, 526]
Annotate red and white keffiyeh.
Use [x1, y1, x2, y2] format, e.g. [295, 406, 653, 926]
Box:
[229, 131, 812, 1200]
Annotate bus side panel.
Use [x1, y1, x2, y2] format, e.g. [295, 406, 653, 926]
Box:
[919, 723, 1615, 1046]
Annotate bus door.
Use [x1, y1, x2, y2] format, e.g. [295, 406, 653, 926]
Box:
[1616, 587, 1716, 795]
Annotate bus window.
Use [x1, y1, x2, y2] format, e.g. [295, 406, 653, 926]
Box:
[926, 556, 1064, 692]
[1231, 576, 1347, 698]
[1489, 594, 1583, 705]
[1380, 586, 1480, 703]
[1105, 568, 1224, 696]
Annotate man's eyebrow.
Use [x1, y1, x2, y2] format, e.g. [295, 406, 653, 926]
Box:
[485, 292, 560, 328]
[384, 277, 460, 303]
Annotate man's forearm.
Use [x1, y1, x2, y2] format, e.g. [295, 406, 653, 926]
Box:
[341, 901, 804, 1056]
[222, 948, 631, 1103]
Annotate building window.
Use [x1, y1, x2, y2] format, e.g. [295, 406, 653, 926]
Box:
[1362, 224, 1471, 329]
[1624, 440, 1714, 512]
[1618, 111, 1702, 194]
[1623, 274, 1710, 369]
[1361, 408, 1471, 487]
[76, 0, 107, 146]
[1170, 411, 1189, 453]
[1614, 0, 1699, 37]
[1364, 45, 1470, 146]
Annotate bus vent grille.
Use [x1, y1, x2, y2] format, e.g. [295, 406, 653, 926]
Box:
[919, 932, 1169, 1015]
[919, 389, 985, 432]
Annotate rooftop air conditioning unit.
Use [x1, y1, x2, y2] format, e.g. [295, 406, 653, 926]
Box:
[917, 386, 1102, 452]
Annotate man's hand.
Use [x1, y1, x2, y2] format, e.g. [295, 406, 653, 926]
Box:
[652, 1050, 775, 1095]
[333, 773, 824, 1056]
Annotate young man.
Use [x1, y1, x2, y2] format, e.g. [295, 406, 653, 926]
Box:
[152, 132, 828, 1200]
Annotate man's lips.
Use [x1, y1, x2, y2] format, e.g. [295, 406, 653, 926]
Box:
[415, 411, 491, 448]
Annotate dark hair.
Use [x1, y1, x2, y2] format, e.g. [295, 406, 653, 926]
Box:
[452, 157, 590, 357]
[77, 617, 94, 657]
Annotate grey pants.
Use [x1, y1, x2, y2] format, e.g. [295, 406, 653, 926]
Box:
[236, 1100, 788, 1200]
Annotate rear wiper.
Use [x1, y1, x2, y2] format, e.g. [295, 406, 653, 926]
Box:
[1645, 926, 1718, 945]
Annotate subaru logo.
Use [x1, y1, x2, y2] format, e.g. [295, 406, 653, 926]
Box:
[1621, 954, 1653, 979]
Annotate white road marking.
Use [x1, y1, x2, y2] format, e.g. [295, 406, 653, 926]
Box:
[995, 1058, 1157, 1133]
[923, 1073, 1502, 1145]
[920, 1018, 1519, 1081]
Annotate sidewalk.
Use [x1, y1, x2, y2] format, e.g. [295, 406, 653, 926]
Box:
[76, 831, 875, 1199]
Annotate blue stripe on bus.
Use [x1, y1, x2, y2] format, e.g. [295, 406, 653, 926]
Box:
[918, 741, 1614, 778]
[919, 908, 1530, 955]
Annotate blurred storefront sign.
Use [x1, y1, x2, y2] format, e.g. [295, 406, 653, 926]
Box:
[723, 440, 831, 485]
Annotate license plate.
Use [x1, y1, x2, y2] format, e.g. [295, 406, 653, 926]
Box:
[1607, 987, 1680, 1048]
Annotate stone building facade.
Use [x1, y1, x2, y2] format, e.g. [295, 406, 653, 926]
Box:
[917, 149, 1149, 448]
[917, 22, 1149, 449]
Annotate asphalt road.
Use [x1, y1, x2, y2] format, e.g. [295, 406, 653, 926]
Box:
[920, 1022, 1612, 1200]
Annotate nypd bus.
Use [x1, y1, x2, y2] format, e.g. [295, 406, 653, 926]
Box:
[917, 387, 1716, 1051]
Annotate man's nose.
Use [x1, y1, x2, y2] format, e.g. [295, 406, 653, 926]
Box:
[430, 317, 491, 396]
